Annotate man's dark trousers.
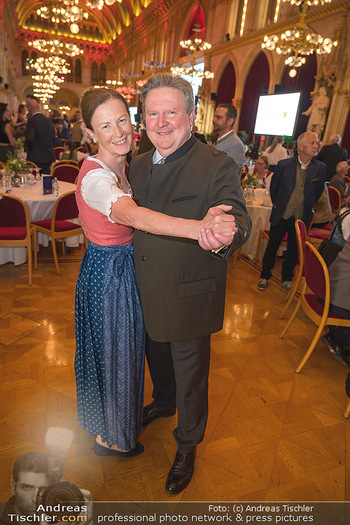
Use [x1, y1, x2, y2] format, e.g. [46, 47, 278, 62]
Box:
[260, 216, 298, 282]
[146, 334, 210, 454]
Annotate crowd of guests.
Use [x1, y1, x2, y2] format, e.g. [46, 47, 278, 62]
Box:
[0, 98, 94, 171]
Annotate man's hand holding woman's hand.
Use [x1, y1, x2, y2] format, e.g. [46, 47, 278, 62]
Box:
[199, 205, 237, 251]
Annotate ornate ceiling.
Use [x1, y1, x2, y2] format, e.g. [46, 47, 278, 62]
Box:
[14, 0, 152, 44]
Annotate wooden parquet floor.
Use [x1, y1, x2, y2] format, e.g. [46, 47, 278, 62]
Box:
[0, 247, 349, 504]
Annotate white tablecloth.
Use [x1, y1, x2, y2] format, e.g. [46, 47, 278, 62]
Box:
[0, 181, 84, 265]
[241, 200, 272, 261]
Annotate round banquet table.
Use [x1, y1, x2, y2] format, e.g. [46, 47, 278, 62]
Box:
[240, 192, 272, 261]
[0, 180, 84, 266]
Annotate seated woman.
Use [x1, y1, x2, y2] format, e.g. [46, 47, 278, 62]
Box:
[242, 155, 272, 189]
[0, 103, 16, 163]
[263, 136, 287, 173]
[321, 235, 350, 366]
[254, 155, 273, 189]
[329, 197, 350, 249]
[59, 140, 78, 162]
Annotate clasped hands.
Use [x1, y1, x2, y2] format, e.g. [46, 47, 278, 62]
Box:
[199, 205, 237, 251]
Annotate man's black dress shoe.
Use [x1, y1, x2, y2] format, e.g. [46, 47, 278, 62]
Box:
[321, 332, 350, 366]
[143, 401, 176, 427]
[165, 446, 196, 495]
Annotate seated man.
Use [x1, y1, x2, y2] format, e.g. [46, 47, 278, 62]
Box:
[329, 161, 349, 203]
[321, 235, 350, 366]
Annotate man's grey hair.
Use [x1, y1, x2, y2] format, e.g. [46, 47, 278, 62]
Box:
[297, 131, 317, 150]
[336, 161, 348, 174]
[330, 134, 341, 144]
[141, 73, 194, 115]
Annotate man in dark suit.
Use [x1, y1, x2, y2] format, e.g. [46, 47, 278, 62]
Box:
[192, 125, 207, 144]
[25, 95, 55, 174]
[316, 134, 348, 181]
[129, 74, 251, 495]
[258, 131, 326, 293]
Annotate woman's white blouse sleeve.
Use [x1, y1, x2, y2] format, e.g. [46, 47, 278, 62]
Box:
[81, 167, 132, 223]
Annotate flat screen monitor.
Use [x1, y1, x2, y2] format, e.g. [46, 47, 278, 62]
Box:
[254, 92, 301, 136]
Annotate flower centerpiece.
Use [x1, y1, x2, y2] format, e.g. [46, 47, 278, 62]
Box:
[242, 171, 257, 187]
[5, 155, 27, 184]
[15, 139, 24, 150]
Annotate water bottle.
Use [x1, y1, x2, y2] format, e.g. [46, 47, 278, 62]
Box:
[53, 177, 59, 197]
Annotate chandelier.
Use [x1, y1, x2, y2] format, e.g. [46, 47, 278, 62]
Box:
[144, 61, 166, 68]
[171, 65, 214, 80]
[173, 12, 213, 82]
[180, 24, 212, 54]
[26, 56, 71, 104]
[282, 0, 332, 5]
[28, 56, 71, 76]
[28, 39, 83, 58]
[86, 0, 122, 8]
[37, 0, 88, 34]
[262, 1, 337, 77]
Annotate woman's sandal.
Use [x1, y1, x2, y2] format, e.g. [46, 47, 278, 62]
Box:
[93, 441, 144, 458]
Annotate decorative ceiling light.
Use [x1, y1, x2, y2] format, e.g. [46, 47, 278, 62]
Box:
[171, 65, 214, 80]
[106, 80, 123, 86]
[180, 24, 211, 53]
[144, 61, 166, 68]
[28, 39, 83, 58]
[36, 0, 88, 34]
[86, 0, 122, 8]
[262, 1, 337, 76]
[27, 56, 71, 76]
[70, 23, 80, 34]
[26, 56, 71, 103]
[93, 80, 123, 88]
[282, 0, 332, 5]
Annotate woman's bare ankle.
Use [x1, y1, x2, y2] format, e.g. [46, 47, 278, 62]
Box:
[96, 435, 127, 452]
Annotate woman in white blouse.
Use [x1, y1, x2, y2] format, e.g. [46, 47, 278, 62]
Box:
[263, 136, 287, 173]
[74, 87, 235, 459]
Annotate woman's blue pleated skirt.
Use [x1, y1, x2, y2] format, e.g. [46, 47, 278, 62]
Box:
[74, 241, 145, 450]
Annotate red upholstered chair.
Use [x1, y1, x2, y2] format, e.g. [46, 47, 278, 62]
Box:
[75, 146, 85, 153]
[0, 193, 33, 285]
[52, 163, 79, 184]
[53, 160, 78, 167]
[328, 185, 341, 217]
[311, 185, 342, 236]
[279, 219, 307, 319]
[54, 147, 64, 160]
[32, 191, 84, 274]
[279, 241, 350, 373]
[306, 212, 330, 247]
[254, 229, 288, 263]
